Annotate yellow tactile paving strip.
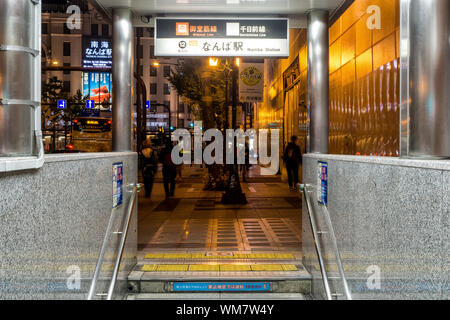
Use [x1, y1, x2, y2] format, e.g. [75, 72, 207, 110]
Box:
[219, 265, 252, 271]
[144, 253, 296, 260]
[141, 264, 298, 272]
[156, 265, 189, 272]
[188, 265, 220, 271]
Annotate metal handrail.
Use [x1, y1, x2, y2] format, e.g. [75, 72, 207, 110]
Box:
[300, 184, 352, 300]
[300, 184, 333, 300]
[87, 183, 142, 300]
[106, 183, 141, 300]
[320, 204, 352, 300]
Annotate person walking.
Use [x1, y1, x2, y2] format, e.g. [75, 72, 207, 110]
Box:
[141, 139, 158, 198]
[159, 139, 177, 199]
[283, 136, 302, 191]
[240, 141, 250, 182]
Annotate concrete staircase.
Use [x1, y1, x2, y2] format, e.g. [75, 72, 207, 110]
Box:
[125, 252, 312, 300]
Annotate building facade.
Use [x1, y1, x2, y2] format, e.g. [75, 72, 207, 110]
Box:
[41, 0, 192, 149]
[258, 0, 400, 179]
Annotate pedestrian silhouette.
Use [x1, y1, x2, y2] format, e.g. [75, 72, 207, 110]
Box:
[159, 139, 177, 199]
[283, 136, 302, 191]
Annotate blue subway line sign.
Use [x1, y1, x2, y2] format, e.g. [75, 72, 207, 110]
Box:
[173, 282, 270, 292]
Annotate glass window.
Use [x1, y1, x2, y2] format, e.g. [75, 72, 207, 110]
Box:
[164, 84, 171, 95]
[102, 24, 109, 36]
[91, 24, 98, 36]
[63, 23, 71, 34]
[150, 83, 157, 95]
[63, 42, 71, 56]
[150, 65, 157, 77]
[42, 23, 48, 35]
[164, 66, 171, 77]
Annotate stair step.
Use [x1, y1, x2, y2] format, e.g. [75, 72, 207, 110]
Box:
[127, 293, 309, 300]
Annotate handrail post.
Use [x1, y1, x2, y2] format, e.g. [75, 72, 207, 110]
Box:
[87, 183, 142, 300]
[106, 184, 140, 300]
[320, 205, 352, 300]
[300, 184, 333, 300]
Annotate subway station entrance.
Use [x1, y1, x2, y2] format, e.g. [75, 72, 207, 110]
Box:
[1, 0, 449, 301]
[88, 0, 347, 300]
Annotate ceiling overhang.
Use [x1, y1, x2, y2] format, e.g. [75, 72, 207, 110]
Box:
[90, 0, 352, 28]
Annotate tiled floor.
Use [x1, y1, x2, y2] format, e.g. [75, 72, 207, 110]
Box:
[138, 165, 302, 254]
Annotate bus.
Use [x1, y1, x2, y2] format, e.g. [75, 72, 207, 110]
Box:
[72, 116, 112, 152]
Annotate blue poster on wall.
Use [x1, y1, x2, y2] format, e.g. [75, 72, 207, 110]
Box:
[113, 162, 123, 208]
[317, 161, 328, 207]
[82, 72, 112, 104]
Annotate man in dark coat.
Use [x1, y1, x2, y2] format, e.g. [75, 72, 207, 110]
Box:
[283, 136, 302, 191]
[159, 139, 177, 199]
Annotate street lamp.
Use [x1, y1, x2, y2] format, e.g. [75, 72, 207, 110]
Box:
[209, 57, 219, 67]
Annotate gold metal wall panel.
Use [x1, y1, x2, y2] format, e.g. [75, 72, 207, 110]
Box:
[259, 0, 400, 157]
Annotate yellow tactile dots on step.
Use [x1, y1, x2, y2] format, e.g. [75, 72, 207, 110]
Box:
[275, 253, 295, 259]
[251, 264, 284, 271]
[163, 253, 190, 259]
[141, 264, 157, 271]
[282, 264, 298, 271]
[144, 252, 296, 260]
[232, 253, 249, 259]
[219, 265, 252, 271]
[188, 265, 220, 271]
[156, 264, 189, 272]
[141, 264, 299, 272]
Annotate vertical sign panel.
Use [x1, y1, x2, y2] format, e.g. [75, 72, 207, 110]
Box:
[317, 161, 328, 206]
[239, 62, 264, 102]
[113, 162, 123, 208]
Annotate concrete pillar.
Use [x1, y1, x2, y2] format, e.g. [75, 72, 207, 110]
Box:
[112, 8, 133, 152]
[400, 0, 450, 158]
[307, 10, 329, 154]
[0, 0, 41, 156]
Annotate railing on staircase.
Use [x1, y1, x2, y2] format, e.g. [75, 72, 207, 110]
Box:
[87, 183, 142, 300]
[299, 184, 352, 300]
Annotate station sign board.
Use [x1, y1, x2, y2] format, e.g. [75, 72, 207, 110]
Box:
[155, 18, 289, 57]
[82, 37, 112, 69]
